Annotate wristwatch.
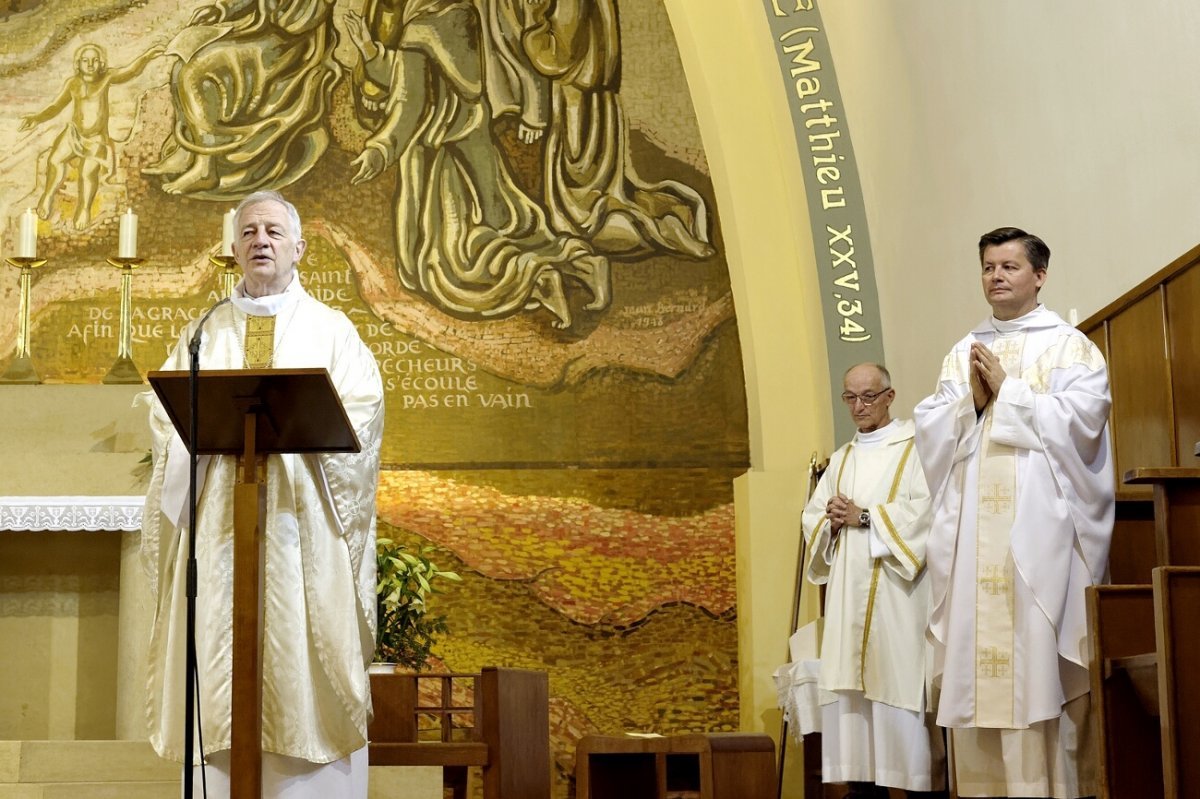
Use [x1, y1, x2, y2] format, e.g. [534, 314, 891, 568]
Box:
[858, 508, 871, 528]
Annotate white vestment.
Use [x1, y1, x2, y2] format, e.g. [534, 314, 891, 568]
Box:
[914, 305, 1113, 798]
[803, 419, 943, 791]
[140, 276, 384, 789]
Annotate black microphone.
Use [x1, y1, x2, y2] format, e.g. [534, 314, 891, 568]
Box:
[188, 297, 231, 357]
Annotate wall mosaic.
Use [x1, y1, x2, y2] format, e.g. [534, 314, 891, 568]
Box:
[0, 0, 748, 793]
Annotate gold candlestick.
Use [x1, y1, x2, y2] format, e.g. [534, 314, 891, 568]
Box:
[1, 256, 48, 384]
[102, 256, 146, 384]
[209, 254, 238, 298]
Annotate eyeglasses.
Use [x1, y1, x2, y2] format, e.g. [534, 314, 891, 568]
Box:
[840, 390, 889, 407]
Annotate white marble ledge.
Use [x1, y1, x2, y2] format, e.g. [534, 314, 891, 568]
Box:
[0, 496, 144, 532]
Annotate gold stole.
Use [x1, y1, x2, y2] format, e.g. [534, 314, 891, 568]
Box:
[974, 331, 1024, 727]
[244, 315, 276, 368]
[241, 314, 276, 480]
[832, 438, 917, 692]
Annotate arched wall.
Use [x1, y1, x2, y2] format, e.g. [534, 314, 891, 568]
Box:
[665, 0, 835, 745]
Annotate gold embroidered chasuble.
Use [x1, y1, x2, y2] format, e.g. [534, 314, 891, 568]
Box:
[140, 280, 384, 764]
[914, 305, 1114, 731]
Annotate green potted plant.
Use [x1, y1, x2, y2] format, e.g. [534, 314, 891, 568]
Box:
[374, 537, 461, 670]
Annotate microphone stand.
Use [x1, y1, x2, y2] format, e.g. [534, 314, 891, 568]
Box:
[184, 298, 230, 799]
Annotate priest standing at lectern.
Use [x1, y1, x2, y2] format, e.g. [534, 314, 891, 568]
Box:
[914, 227, 1114, 798]
[139, 190, 384, 797]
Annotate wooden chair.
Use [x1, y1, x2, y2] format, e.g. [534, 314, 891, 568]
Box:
[367, 666, 550, 799]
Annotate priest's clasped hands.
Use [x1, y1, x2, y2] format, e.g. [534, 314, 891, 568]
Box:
[970, 341, 1007, 412]
[825, 493, 864, 535]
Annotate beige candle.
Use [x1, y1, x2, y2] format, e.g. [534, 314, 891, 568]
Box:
[222, 209, 236, 257]
[18, 209, 36, 259]
[118, 208, 138, 259]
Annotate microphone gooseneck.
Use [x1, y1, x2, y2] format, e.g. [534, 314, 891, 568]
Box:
[189, 297, 231, 357]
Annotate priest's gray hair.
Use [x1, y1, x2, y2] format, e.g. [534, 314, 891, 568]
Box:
[844, 362, 892, 389]
[234, 190, 303, 240]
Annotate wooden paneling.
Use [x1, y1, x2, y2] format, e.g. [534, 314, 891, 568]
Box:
[1166, 268, 1200, 467]
[1108, 289, 1174, 496]
[1080, 244, 1200, 489]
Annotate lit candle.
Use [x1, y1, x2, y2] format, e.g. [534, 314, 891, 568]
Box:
[118, 207, 138, 259]
[221, 209, 236, 257]
[18, 209, 37, 259]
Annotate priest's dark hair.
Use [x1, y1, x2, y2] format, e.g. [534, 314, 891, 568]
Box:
[978, 227, 1050, 273]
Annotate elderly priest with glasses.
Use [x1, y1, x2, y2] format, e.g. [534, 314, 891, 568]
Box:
[800, 363, 946, 798]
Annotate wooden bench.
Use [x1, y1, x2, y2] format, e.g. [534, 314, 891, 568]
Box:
[367, 666, 550, 799]
[575, 733, 775, 799]
[1087, 583, 1164, 798]
[1087, 467, 1200, 799]
[1153, 566, 1200, 798]
[1088, 566, 1200, 798]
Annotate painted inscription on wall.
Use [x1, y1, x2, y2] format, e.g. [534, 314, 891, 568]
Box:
[760, 0, 886, 441]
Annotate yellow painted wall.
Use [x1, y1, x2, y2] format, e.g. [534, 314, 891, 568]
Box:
[665, 4, 833, 793]
[818, 1, 1200, 416]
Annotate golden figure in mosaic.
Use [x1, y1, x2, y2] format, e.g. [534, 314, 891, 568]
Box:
[349, 0, 405, 130]
[516, 0, 715, 259]
[480, 0, 550, 145]
[347, 0, 610, 330]
[20, 43, 163, 229]
[144, 0, 341, 200]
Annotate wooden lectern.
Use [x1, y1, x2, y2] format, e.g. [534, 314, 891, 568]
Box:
[149, 368, 360, 799]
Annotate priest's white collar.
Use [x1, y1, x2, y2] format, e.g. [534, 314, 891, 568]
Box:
[975, 304, 1066, 335]
[855, 418, 900, 448]
[231, 272, 304, 317]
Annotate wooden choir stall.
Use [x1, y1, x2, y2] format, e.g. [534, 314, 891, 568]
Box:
[1079, 242, 1200, 799]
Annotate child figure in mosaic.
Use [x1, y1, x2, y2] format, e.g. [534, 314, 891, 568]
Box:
[21, 43, 162, 229]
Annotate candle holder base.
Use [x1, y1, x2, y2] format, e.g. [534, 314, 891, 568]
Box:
[0, 354, 41, 385]
[209, 254, 238, 298]
[102, 356, 143, 385]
